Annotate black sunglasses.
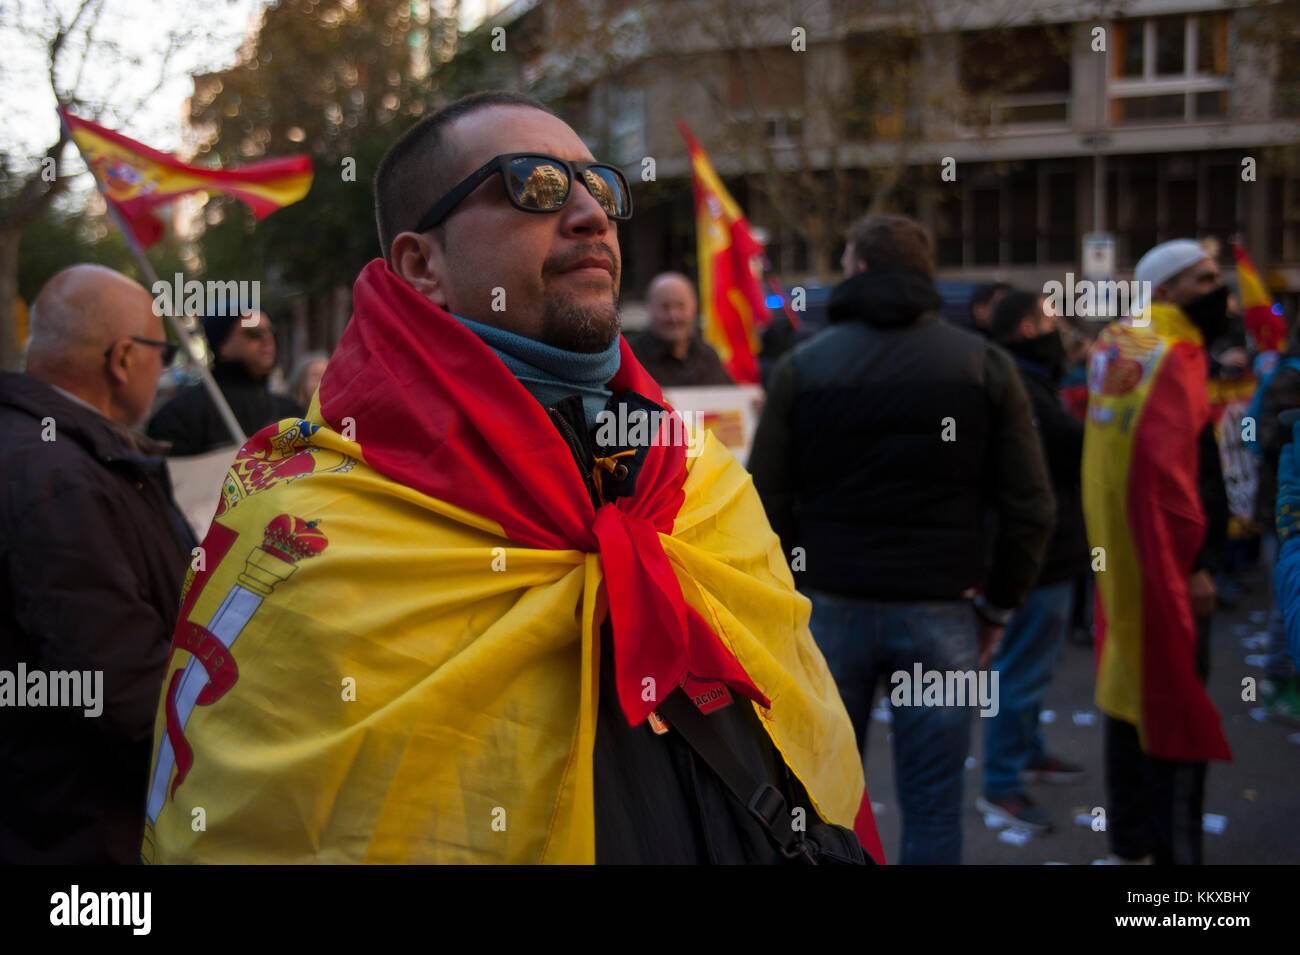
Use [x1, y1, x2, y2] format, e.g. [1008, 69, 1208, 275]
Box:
[414, 153, 633, 234]
[104, 336, 180, 365]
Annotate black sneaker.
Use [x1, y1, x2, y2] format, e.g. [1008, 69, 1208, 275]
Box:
[976, 793, 1052, 833]
[1021, 755, 1086, 784]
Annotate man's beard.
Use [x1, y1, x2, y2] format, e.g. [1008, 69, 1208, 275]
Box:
[539, 292, 621, 353]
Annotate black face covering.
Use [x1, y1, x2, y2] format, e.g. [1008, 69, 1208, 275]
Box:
[1008, 329, 1066, 382]
[1182, 284, 1230, 344]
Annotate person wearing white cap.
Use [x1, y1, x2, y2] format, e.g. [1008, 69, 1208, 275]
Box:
[1082, 238, 1232, 866]
[1132, 239, 1230, 335]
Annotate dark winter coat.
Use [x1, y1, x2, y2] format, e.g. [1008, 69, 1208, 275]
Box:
[147, 359, 303, 456]
[1004, 347, 1089, 586]
[0, 371, 194, 863]
[748, 265, 1055, 611]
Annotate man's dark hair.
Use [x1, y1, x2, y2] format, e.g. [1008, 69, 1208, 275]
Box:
[373, 90, 556, 262]
[989, 289, 1042, 343]
[969, 281, 1012, 320]
[843, 214, 935, 278]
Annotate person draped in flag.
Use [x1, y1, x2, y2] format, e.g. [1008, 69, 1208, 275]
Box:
[142, 91, 880, 865]
[1083, 238, 1233, 866]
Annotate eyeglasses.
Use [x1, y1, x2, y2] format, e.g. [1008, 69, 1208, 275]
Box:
[414, 153, 633, 234]
[104, 336, 180, 365]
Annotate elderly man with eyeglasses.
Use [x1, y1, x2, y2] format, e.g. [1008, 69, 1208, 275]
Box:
[0, 264, 196, 863]
[141, 90, 881, 865]
[148, 308, 303, 456]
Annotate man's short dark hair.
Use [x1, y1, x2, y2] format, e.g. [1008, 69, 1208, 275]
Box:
[990, 289, 1042, 343]
[373, 90, 556, 262]
[843, 214, 935, 277]
[969, 281, 1012, 320]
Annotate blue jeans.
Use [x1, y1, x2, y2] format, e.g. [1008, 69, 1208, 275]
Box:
[982, 580, 1074, 798]
[808, 591, 978, 865]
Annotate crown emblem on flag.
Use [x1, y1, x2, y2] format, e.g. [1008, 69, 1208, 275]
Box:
[262, 514, 328, 563]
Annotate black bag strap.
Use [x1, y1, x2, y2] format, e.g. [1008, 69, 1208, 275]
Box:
[657, 687, 818, 862]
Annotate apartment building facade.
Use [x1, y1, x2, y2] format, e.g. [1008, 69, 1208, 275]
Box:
[459, 0, 1300, 303]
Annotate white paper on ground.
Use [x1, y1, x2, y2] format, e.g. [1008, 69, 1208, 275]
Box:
[998, 827, 1034, 846]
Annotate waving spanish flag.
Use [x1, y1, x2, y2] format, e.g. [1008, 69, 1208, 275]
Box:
[1234, 240, 1287, 353]
[679, 121, 767, 384]
[141, 259, 879, 864]
[59, 107, 312, 247]
[1083, 304, 1231, 763]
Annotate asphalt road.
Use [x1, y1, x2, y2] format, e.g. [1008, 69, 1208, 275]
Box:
[861, 567, 1300, 865]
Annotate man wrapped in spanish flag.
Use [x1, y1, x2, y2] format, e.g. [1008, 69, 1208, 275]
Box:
[1083, 239, 1232, 866]
[142, 91, 881, 864]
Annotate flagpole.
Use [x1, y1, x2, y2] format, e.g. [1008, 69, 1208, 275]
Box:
[57, 107, 246, 448]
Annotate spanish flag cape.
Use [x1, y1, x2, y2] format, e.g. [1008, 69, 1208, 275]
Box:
[1082, 303, 1231, 763]
[143, 259, 880, 864]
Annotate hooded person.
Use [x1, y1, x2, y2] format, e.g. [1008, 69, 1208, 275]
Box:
[147, 307, 303, 456]
[1083, 238, 1232, 866]
[141, 91, 881, 865]
[749, 214, 1054, 864]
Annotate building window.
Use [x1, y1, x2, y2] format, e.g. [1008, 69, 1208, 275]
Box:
[843, 33, 917, 141]
[936, 191, 963, 268]
[1046, 169, 1077, 263]
[726, 47, 805, 146]
[972, 187, 1000, 266]
[931, 163, 1077, 269]
[1008, 169, 1037, 265]
[1107, 154, 1244, 266]
[959, 24, 1071, 129]
[1277, 39, 1300, 117]
[1110, 13, 1231, 123]
[608, 86, 645, 166]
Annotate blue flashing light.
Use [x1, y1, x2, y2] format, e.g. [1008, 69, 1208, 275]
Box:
[765, 293, 784, 309]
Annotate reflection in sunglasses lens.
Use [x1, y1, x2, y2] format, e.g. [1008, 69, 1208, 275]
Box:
[581, 169, 617, 215]
[516, 161, 569, 210]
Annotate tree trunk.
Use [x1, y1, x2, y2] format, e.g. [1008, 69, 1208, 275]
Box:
[810, 241, 834, 280]
[0, 229, 22, 371]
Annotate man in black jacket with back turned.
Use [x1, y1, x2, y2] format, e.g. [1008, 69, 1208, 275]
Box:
[0, 265, 194, 863]
[749, 213, 1054, 864]
[976, 290, 1090, 833]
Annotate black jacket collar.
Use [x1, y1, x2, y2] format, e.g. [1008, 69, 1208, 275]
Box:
[827, 265, 945, 329]
[211, 358, 267, 387]
[0, 370, 167, 463]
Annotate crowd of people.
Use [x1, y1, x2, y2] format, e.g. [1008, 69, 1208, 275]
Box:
[2, 88, 1297, 865]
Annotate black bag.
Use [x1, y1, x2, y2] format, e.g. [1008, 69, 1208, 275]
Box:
[657, 688, 873, 865]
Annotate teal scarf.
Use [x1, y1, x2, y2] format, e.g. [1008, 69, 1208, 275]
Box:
[455, 314, 620, 431]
